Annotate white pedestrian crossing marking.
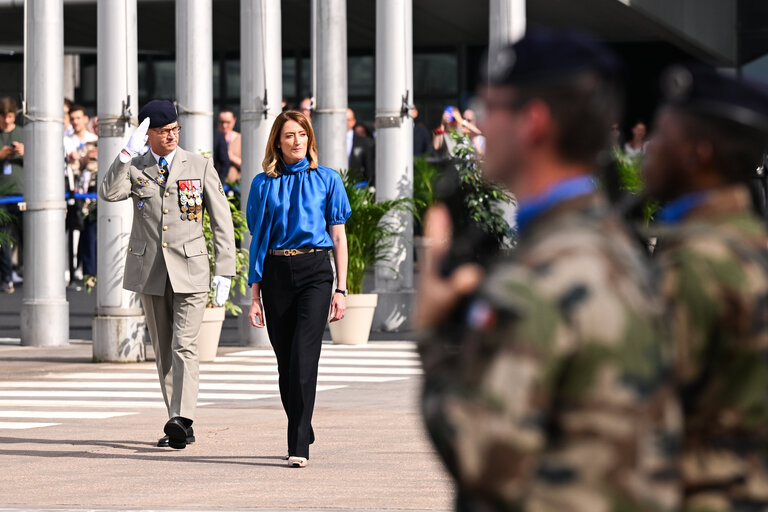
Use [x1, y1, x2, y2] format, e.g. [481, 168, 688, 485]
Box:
[0, 421, 60, 429]
[211, 357, 421, 367]
[0, 390, 295, 400]
[0, 381, 342, 392]
[0, 411, 135, 419]
[52, 372, 406, 383]
[0, 343, 421, 430]
[0, 400, 212, 408]
[230, 349, 419, 359]
[198, 364, 422, 375]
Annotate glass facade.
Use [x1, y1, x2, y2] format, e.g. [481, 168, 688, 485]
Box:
[25, 49, 467, 133]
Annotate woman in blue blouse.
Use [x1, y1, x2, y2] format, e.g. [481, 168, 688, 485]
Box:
[247, 111, 351, 468]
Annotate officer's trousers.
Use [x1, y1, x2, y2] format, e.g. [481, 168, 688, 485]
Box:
[261, 250, 334, 459]
[140, 278, 207, 421]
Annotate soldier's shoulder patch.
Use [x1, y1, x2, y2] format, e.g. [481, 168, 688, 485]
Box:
[218, 183, 225, 196]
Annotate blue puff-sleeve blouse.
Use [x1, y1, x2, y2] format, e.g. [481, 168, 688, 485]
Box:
[246, 157, 352, 284]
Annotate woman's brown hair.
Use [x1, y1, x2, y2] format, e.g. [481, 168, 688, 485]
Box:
[262, 110, 318, 178]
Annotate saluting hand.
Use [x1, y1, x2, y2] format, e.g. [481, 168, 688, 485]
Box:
[123, 117, 150, 157]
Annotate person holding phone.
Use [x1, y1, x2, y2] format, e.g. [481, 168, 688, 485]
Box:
[433, 105, 465, 156]
[0, 96, 24, 294]
[246, 110, 351, 468]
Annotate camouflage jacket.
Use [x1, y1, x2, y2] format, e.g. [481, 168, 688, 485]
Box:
[653, 184, 768, 512]
[420, 191, 680, 512]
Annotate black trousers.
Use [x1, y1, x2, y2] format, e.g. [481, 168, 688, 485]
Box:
[261, 250, 334, 459]
[0, 205, 22, 283]
[78, 217, 97, 276]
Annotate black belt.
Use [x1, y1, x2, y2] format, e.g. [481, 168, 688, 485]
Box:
[268, 247, 328, 256]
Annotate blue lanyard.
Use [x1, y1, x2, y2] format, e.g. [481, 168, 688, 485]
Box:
[656, 192, 707, 224]
[516, 176, 597, 236]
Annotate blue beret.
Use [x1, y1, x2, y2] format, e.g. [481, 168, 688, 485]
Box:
[138, 100, 178, 128]
[485, 28, 620, 86]
[661, 62, 768, 133]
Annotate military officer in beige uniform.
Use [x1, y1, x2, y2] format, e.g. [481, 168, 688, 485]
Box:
[100, 100, 235, 449]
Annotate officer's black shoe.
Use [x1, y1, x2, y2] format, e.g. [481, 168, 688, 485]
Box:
[163, 417, 192, 449]
[157, 426, 195, 447]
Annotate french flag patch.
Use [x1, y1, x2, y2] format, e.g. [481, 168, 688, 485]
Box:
[466, 299, 497, 332]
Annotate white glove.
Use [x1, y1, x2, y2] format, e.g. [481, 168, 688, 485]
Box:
[212, 275, 231, 307]
[120, 118, 150, 161]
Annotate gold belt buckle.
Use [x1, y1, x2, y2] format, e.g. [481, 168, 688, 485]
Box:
[289, 249, 298, 256]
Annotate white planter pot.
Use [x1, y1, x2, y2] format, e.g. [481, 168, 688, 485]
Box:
[329, 293, 378, 345]
[198, 306, 225, 362]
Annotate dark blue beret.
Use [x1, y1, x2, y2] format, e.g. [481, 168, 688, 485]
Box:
[138, 100, 178, 128]
[485, 27, 620, 86]
[660, 62, 768, 133]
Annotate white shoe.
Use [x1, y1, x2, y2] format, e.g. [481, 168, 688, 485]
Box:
[283, 453, 289, 460]
[288, 456, 307, 468]
[11, 271, 22, 284]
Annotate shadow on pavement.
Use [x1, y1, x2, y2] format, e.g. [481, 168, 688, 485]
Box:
[0, 436, 287, 467]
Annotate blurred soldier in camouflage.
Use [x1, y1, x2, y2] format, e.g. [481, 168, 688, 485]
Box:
[416, 29, 680, 512]
[644, 63, 768, 512]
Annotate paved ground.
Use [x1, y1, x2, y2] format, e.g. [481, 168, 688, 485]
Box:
[0, 335, 453, 510]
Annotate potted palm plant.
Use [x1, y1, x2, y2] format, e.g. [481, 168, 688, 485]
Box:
[329, 170, 411, 345]
[198, 194, 249, 361]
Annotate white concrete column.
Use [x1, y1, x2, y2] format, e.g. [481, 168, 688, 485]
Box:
[21, 0, 69, 346]
[92, 0, 146, 362]
[312, 0, 348, 171]
[62, 54, 79, 101]
[176, 0, 213, 155]
[373, 0, 414, 332]
[489, 0, 525, 230]
[489, 0, 526, 62]
[239, 0, 282, 346]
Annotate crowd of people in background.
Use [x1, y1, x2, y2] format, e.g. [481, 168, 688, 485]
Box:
[612, 119, 649, 158]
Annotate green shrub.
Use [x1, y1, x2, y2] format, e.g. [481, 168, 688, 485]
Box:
[340, 170, 412, 295]
[203, 195, 249, 314]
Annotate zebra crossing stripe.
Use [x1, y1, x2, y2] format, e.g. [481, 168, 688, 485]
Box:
[0, 411, 136, 419]
[197, 364, 422, 375]
[0, 390, 292, 400]
[0, 382, 343, 392]
[229, 349, 419, 359]
[0, 400, 212, 408]
[45, 373, 407, 383]
[0, 421, 60, 429]
[320, 342, 417, 349]
[0, 343, 420, 431]
[98, 364, 421, 375]
[211, 357, 420, 367]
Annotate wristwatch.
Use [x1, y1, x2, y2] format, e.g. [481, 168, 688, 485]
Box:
[334, 288, 347, 296]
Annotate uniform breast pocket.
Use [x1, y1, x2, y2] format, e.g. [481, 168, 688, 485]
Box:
[184, 236, 210, 287]
[132, 187, 154, 218]
[125, 238, 147, 286]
